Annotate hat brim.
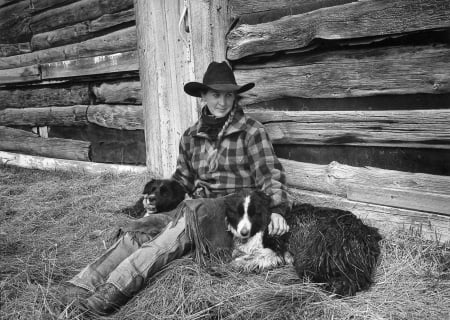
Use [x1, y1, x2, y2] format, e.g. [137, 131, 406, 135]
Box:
[184, 82, 255, 97]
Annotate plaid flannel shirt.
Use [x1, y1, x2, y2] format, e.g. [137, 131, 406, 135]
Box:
[172, 107, 289, 215]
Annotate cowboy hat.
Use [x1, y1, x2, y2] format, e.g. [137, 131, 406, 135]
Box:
[184, 61, 255, 97]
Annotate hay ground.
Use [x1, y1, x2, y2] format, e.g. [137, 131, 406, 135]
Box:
[0, 164, 449, 320]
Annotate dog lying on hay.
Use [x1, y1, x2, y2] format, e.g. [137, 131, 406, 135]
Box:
[223, 190, 382, 296]
[117, 178, 186, 218]
[119, 182, 381, 296]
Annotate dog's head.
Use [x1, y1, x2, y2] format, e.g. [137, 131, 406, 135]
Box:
[142, 179, 186, 213]
[224, 190, 272, 239]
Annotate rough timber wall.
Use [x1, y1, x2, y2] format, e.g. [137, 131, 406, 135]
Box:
[0, 0, 145, 165]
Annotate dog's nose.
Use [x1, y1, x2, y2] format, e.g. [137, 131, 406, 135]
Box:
[240, 228, 249, 237]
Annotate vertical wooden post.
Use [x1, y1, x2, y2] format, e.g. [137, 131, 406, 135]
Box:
[134, 0, 197, 177]
[134, 0, 230, 176]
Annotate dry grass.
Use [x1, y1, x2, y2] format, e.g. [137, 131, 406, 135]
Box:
[0, 164, 449, 320]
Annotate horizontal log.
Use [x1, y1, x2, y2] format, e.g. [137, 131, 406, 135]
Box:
[40, 50, 139, 80]
[30, 0, 82, 12]
[0, 126, 90, 161]
[49, 125, 146, 164]
[347, 184, 450, 215]
[0, 83, 90, 109]
[230, 0, 355, 16]
[0, 26, 137, 70]
[92, 80, 142, 104]
[0, 105, 88, 126]
[248, 109, 450, 149]
[30, 0, 133, 34]
[227, 0, 450, 59]
[0, 64, 40, 84]
[0, 0, 22, 8]
[87, 104, 143, 130]
[0, 0, 32, 43]
[281, 159, 450, 214]
[290, 188, 450, 243]
[0, 151, 147, 174]
[274, 145, 450, 176]
[0, 42, 31, 57]
[235, 45, 450, 103]
[31, 8, 135, 51]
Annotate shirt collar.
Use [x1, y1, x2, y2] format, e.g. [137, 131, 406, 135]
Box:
[192, 106, 247, 139]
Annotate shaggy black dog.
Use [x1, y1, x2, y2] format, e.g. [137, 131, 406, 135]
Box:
[286, 203, 382, 296]
[118, 179, 186, 218]
[224, 190, 382, 296]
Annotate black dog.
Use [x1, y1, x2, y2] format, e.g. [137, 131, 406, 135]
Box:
[225, 190, 382, 296]
[118, 179, 186, 218]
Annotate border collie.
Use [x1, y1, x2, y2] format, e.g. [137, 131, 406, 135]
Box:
[224, 190, 293, 272]
[118, 179, 186, 218]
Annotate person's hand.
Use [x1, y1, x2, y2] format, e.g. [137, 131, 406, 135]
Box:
[268, 213, 289, 236]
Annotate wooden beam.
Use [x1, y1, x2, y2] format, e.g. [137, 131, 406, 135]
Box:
[247, 109, 450, 149]
[281, 159, 450, 215]
[281, 159, 450, 197]
[0, 0, 32, 43]
[30, 0, 133, 34]
[86, 104, 144, 130]
[290, 188, 450, 243]
[235, 45, 450, 104]
[347, 184, 450, 215]
[0, 84, 90, 109]
[0, 26, 137, 70]
[0, 105, 88, 126]
[31, 8, 135, 51]
[0, 126, 90, 161]
[0, 64, 40, 84]
[0, 151, 147, 175]
[227, 0, 450, 59]
[0, 42, 31, 57]
[91, 80, 142, 105]
[134, 0, 197, 176]
[40, 51, 139, 80]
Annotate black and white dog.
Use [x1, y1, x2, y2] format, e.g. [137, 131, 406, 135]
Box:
[224, 190, 382, 296]
[118, 179, 186, 218]
[224, 190, 293, 272]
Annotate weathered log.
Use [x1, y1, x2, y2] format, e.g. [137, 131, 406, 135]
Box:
[0, 43, 31, 57]
[290, 188, 450, 243]
[248, 109, 450, 149]
[0, 0, 32, 43]
[227, 0, 450, 60]
[275, 145, 450, 176]
[135, 0, 198, 176]
[0, 151, 147, 174]
[235, 45, 450, 104]
[0, 106, 88, 126]
[31, 8, 135, 51]
[92, 80, 142, 104]
[30, 0, 133, 35]
[86, 104, 143, 130]
[0, 0, 23, 8]
[0, 84, 90, 109]
[0, 126, 90, 161]
[281, 159, 450, 202]
[230, 0, 355, 16]
[30, 0, 81, 12]
[40, 51, 139, 80]
[0, 26, 137, 70]
[346, 184, 450, 215]
[0, 64, 40, 84]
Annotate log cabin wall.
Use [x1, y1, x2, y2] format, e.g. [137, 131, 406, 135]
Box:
[0, 0, 146, 165]
[227, 0, 450, 176]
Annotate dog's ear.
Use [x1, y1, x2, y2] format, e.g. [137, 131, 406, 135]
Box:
[142, 178, 156, 194]
[223, 193, 239, 214]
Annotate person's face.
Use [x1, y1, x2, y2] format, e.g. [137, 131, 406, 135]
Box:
[201, 90, 236, 118]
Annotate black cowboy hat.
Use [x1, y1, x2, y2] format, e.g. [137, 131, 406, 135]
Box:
[184, 61, 255, 97]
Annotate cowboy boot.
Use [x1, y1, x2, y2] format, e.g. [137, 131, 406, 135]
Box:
[86, 283, 129, 316]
